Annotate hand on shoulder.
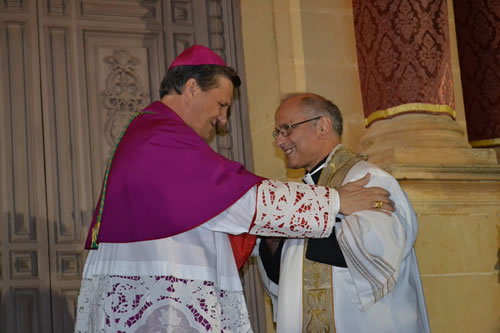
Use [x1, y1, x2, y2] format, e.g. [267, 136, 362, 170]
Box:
[338, 173, 395, 216]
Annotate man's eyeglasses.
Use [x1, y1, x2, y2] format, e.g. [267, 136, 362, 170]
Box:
[272, 116, 321, 138]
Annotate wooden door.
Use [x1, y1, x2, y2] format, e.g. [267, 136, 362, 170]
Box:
[38, 2, 165, 330]
[1, 1, 263, 332]
[0, 1, 52, 332]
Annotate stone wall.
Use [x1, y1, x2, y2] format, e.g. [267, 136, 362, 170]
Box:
[240, 1, 500, 332]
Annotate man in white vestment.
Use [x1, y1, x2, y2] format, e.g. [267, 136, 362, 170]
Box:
[258, 93, 431, 333]
[74, 47, 395, 333]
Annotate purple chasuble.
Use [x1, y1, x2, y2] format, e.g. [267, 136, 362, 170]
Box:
[84, 101, 264, 249]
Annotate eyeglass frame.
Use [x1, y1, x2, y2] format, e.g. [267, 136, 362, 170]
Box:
[272, 116, 322, 138]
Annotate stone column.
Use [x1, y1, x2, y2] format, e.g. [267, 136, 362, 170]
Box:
[352, 1, 500, 332]
[352, 0, 498, 172]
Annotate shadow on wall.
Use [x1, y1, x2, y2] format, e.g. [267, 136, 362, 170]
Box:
[1, 288, 76, 333]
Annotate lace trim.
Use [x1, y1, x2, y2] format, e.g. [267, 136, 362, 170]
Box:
[75, 275, 252, 332]
[250, 180, 335, 238]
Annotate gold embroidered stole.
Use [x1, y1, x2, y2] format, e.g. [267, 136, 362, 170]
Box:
[302, 146, 365, 332]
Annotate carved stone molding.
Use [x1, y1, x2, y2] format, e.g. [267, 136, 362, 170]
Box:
[101, 49, 148, 148]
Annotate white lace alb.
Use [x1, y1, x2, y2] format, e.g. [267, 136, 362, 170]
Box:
[75, 275, 252, 333]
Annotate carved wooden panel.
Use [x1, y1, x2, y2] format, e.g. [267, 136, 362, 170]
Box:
[47, 0, 67, 16]
[10, 251, 38, 280]
[171, 0, 193, 24]
[83, 30, 164, 194]
[43, 26, 83, 243]
[208, 0, 255, 170]
[164, 0, 209, 60]
[56, 251, 82, 279]
[4, 22, 36, 243]
[1, 0, 25, 10]
[51, 288, 79, 333]
[35, 2, 165, 331]
[0, 2, 62, 333]
[49, 282, 83, 332]
[78, 0, 161, 24]
[0, 2, 51, 332]
[12, 288, 41, 333]
[2, 1, 254, 332]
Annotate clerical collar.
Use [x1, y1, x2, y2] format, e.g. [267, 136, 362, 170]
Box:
[302, 155, 329, 185]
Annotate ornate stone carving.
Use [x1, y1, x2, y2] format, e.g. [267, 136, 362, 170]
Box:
[101, 49, 148, 149]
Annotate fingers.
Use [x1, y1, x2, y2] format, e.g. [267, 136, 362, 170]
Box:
[337, 176, 395, 215]
[369, 198, 395, 216]
[365, 186, 390, 197]
[351, 173, 370, 187]
[371, 198, 394, 210]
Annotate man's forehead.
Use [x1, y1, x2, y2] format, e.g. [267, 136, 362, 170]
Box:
[276, 100, 302, 124]
[206, 77, 234, 102]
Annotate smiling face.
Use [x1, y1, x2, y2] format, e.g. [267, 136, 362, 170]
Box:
[274, 96, 325, 171]
[186, 76, 234, 141]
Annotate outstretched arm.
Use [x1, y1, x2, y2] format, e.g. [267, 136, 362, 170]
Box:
[203, 177, 395, 239]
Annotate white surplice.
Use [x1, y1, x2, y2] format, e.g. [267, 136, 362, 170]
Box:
[258, 160, 431, 333]
[75, 180, 339, 333]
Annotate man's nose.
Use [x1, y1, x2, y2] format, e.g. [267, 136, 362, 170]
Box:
[218, 108, 228, 125]
[275, 132, 287, 148]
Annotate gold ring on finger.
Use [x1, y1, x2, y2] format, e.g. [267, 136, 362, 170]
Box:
[375, 201, 383, 209]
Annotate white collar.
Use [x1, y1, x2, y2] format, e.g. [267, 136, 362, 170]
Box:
[302, 145, 341, 185]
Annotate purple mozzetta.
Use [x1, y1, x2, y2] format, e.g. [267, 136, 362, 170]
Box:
[85, 101, 264, 267]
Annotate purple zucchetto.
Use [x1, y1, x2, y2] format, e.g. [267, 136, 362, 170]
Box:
[168, 45, 226, 70]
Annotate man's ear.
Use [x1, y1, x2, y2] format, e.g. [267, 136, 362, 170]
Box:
[184, 78, 199, 100]
[317, 117, 332, 137]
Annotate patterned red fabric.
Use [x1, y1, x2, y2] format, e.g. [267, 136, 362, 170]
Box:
[453, 0, 500, 146]
[353, 0, 455, 125]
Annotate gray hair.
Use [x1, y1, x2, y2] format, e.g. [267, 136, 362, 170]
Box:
[281, 93, 343, 136]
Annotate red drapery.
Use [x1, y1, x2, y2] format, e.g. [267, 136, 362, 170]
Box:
[352, 0, 455, 127]
[453, 0, 500, 148]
